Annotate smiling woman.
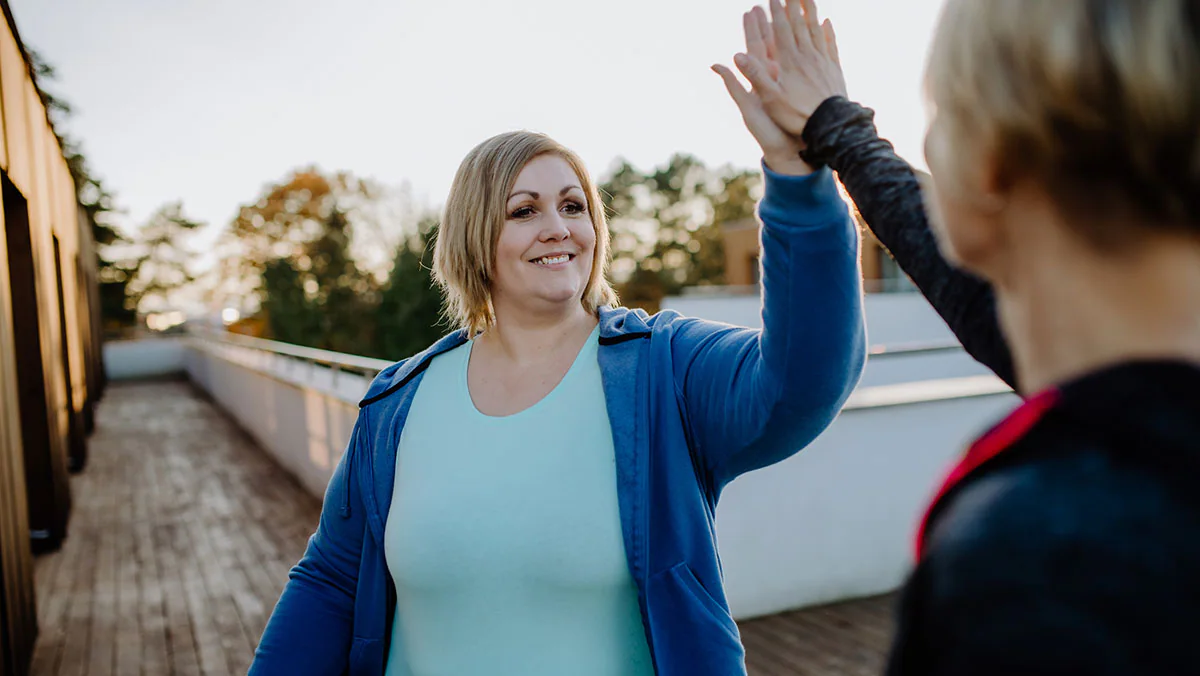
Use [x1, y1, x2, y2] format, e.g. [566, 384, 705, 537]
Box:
[249, 104, 868, 674]
[433, 133, 617, 340]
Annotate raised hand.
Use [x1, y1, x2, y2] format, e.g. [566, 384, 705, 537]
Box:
[735, 0, 847, 139]
[712, 10, 811, 176]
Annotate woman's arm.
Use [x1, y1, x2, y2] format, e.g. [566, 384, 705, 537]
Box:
[690, 5, 866, 491]
[737, 0, 1016, 389]
[248, 418, 368, 674]
[802, 97, 1016, 389]
[670, 165, 866, 489]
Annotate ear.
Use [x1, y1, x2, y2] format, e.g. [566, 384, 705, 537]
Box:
[972, 141, 1012, 215]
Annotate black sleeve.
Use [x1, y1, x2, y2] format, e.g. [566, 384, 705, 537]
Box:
[801, 96, 1017, 390]
[887, 469, 1200, 676]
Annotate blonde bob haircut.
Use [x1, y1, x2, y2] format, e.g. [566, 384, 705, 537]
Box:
[925, 0, 1200, 240]
[432, 131, 618, 335]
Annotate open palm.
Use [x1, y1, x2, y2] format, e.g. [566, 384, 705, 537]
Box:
[736, 0, 848, 139]
[713, 7, 810, 176]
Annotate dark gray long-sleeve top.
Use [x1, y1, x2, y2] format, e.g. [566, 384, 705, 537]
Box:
[801, 96, 1018, 391]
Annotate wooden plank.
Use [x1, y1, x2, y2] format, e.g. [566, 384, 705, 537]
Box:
[147, 456, 202, 676]
[0, 27, 30, 188]
[133, 486, 169, 675]
[111, 472, 141, 676]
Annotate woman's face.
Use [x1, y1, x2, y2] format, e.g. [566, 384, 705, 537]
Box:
[491, 154, 597, 315]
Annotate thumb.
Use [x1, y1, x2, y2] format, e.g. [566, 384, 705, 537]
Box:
[735, 52, 781, 99]
[712, 64, 752, 109]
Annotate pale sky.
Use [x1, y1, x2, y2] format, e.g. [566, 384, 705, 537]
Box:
[10, 0, 943, 254]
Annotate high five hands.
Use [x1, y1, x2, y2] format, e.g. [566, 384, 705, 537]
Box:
[713, 0, 848, 176]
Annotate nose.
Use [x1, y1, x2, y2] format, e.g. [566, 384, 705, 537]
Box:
[539, 210, 571, 242]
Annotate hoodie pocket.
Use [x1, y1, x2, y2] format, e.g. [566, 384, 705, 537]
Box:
[348, 636, 383, 674]
[647, 562, 745, 675]
[666, 562, 741, 641]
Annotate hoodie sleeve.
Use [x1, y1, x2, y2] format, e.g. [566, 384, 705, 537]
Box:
[248, 414, 368, 674]
[802, 96, 1017, 389]
[672, 164, 867, 489]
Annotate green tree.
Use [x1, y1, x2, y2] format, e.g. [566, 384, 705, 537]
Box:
[254, 206, 378, 354]
[307, 208, 377, 355]
[601, 154, 761, 311]
[127, 202, 204, 314]
[372, 217, 446, 360]
[225, 168, 405, 310]
[261, 258, 321, 346]
[227, 169, 337, 307]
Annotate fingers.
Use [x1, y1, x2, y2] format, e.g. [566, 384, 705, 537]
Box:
[712, 64, 752, 110]
[800, 0, 826, 57]
[823, 19, 841, 66]
[751, 6, 781, 81]
[786, 0, 813, 53]
[744, 10, 768, 64]
[753, 7, 776, 64]
[769, 0, 800, 66]
[734, 52, 781, 98]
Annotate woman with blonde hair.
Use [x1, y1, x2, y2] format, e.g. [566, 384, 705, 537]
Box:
[248, 31, 867, 675]
[739, 0, 1200, 672]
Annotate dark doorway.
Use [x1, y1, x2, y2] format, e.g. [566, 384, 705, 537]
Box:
[0, 381, 37, 676]
[3, 173, 71, 553]
[52, 236, 86, 473]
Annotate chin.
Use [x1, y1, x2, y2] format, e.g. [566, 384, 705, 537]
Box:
[534, 285, 586, 306]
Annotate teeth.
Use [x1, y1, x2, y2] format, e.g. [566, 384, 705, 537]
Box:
[535, 254, 570, 265]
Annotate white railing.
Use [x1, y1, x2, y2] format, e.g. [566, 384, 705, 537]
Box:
[187, 328, 393, 405]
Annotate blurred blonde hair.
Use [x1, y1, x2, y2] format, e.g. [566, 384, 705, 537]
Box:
[925, 0, 1200, 240]
[432, 131, 618, 335]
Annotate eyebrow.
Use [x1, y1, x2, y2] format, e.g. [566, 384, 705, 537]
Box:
[507, 185, 583, 201]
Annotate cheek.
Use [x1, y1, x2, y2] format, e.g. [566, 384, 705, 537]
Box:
[497, 223, 528, 259]
[924, 120, 994, 271]
[924, 181, 964, 263]
[574, 220, 597, 253]
[928, 173, 1007, 276]
[492, 225, 527, 289]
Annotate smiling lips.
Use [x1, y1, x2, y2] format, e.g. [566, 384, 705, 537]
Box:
[532, 253, 574, 266]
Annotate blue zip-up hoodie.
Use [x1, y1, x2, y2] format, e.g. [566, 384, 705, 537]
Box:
[249, 166, 866, 676]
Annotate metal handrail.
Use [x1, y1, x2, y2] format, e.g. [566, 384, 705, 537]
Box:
[188, 327, 394, 377]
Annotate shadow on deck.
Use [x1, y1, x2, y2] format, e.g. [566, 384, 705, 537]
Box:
[29, 380, 896, 675]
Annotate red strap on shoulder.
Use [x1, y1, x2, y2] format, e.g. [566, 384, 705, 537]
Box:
[914, 388, 1061, 558]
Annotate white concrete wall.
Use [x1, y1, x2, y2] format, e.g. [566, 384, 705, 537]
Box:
[664, 291, 958, 347]
[183, 335, 1020, 620]
[104, 337, 188, 381]
[185, 340, 361, 499]
[717, 390, 1019, 619]
[665, 291, 993, 387]
[860, 349, 991, 387]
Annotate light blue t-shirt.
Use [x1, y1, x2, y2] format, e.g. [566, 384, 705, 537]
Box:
[383, 326, 655, 676]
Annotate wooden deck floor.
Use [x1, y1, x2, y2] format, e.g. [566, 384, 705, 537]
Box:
[29, 380, 895, 675]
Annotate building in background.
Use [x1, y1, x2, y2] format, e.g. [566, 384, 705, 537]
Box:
[0, 1, 103, 672]
[722, 174, 926, 294]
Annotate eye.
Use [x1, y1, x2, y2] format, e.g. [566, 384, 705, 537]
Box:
[561, 200, 586, 215]
[510, 205, 535, 219]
